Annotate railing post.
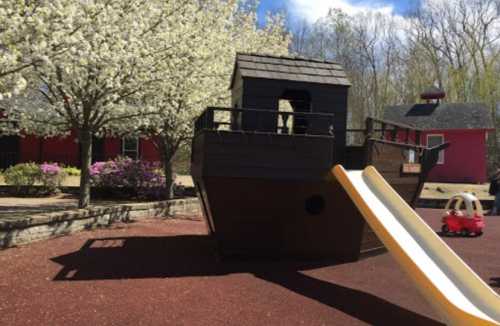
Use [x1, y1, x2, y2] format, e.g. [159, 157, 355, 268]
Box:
[236, 111, 241, 131]
[282, 113, 289, 134]
[391, 126, 397, 142]
[415, 130, 422, 146]
[329, 115, 335, 136]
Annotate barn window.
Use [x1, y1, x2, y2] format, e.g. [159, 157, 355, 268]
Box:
[427, 134, 444, 164]
[122, 137, 139, 159]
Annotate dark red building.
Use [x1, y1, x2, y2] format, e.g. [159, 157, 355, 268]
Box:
[384, 98, 494, 184]
[1, 92, 161, 169]
[0, 130, 160, 169]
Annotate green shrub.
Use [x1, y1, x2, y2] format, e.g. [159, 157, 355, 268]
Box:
[3, 162, 67, 195]
[3, 163, 41, 193]
[63, 166, 81, 176]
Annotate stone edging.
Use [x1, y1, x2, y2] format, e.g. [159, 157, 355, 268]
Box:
[0, 198, 201, 249]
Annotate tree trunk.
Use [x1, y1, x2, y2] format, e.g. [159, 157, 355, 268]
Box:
[79, 129, 93, 208]
[159, 136, 176, 200]
[163, 155, 175, 199]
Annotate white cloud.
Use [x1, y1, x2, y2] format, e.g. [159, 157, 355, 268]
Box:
[288, 0, 396, 22]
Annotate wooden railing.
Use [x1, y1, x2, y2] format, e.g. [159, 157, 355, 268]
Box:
[194, 109, 424, 148]
[364, 117, 423, 147]
[194, 107, 336, 136]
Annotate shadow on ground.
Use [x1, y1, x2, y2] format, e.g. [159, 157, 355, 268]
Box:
[51, 235, 444, 326]
[490, 277, 500, 288]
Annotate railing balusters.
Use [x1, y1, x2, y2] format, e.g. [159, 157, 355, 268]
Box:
[391, 126, 397, 142]
[193, 107, 336, 137]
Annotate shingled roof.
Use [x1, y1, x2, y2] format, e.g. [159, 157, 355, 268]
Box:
[383, 103, 494, 130]
[230, 53, 351, 88]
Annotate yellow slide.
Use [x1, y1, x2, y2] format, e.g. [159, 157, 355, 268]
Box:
[332, 165, 500, 326]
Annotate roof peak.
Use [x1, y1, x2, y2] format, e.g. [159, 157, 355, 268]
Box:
[236, 52, 341, 65]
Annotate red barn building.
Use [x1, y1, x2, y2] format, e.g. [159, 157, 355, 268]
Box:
[0, 131, 161, 169]
[1, 105, 160, 170]
[384, 93, 494, 184]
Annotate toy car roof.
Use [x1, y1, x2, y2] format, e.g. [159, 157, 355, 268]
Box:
[445, 192, 483, 217]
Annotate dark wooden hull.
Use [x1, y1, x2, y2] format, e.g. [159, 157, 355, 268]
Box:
[197, 176, 369, 261]
[192, 132, 427, 260]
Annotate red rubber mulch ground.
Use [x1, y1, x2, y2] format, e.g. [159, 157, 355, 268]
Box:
[0, 209, 499, 326]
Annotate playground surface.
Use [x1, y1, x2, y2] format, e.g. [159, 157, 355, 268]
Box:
[0, 208, 498, 326]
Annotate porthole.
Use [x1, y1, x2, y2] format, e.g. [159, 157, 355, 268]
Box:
[305, 195, 325, 215]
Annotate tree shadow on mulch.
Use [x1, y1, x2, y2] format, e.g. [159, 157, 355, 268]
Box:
[51, 235, 443, 326]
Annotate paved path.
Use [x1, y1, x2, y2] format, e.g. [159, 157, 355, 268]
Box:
[0, 209, 498, 326]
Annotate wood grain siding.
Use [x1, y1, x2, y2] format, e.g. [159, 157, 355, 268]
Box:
[191, 131, 335, 181]
[343, 146, 367, 170]
[369, 140, 421, 204]
[200, 176, 365, 260]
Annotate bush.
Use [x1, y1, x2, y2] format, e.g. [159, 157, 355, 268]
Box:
[39, 163, 67, 194]
[3, 163, 40, 193]
[90, 157, 165, 199]
[63, 166, 81, 176]
[3, 162, 66, 195]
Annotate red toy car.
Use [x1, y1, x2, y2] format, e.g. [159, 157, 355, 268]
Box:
[441, 193, 485, 237]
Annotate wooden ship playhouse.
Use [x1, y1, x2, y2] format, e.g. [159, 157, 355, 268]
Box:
[191, 53, 445, 261]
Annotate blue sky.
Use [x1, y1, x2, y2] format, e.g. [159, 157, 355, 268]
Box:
[257, 0, 421, 25]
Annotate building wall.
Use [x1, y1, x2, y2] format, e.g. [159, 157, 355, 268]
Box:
[422, 129, 489, 184]
[140, 138, 160, 161]
[103, 137, 122, 160]
[39, 131, 80, 166]
[19, 135, 41, 162]
[15, 133, 160, 167]
[388, 128, 489, 183]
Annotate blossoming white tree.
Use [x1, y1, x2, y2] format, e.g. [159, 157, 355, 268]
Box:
[141, 4, 290, 197]
[0, 1, 74, 99]
[6, 0, 289, 206]
[7, 0, 192, 207]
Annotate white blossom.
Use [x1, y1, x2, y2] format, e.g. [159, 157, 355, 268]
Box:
[2, 0, 289, 206]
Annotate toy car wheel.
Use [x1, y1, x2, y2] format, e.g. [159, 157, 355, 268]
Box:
[460, 229, 470, 237]
[441, 225, 449, 234]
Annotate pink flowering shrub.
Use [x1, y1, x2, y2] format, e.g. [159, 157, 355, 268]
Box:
[90, 157, 165, 199]
[39, 163, 67, 194]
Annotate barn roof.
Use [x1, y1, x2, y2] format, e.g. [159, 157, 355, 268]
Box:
[230, 53, 351, 88]
[383, 103, 494, 130]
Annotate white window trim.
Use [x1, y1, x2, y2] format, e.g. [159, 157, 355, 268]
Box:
[427, 134, 445, 164]
[122, 137, 139, 159]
